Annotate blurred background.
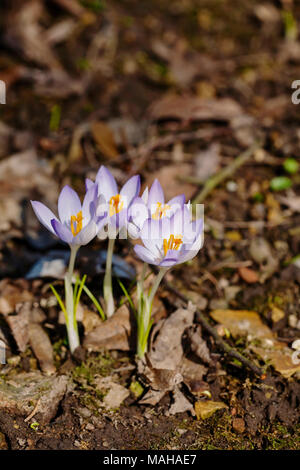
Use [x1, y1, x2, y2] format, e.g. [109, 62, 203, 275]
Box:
[0, 0, 299, 275]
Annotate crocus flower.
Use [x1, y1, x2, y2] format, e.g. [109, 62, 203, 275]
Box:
[86, 166, 140, 231]
[134, 206, 203, 267]
[128, 179, 185, 238]
[31, 184, 106, 246]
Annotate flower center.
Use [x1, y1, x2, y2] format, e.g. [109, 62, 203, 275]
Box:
[109, 194, 124, 217]
[70, 211, 83, 236]
[163, 234, 183, 256]
[152, 202, 171, 220]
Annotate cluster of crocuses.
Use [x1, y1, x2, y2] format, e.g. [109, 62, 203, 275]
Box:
[31, 166, 204, 358]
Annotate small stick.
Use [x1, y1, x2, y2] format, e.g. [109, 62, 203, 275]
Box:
[162, 279, 265, 378]
[24, 398, 41, 423]
[193, 139, 263, 204]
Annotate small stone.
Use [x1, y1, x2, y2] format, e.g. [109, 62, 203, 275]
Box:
[177, 428, 187, 436]
[86, 423, 95, 431]
[271, 306, 285, 324]
[232, 417, 245, 434]
[238, 267, 259, 284]
[0, 432, 8, 450]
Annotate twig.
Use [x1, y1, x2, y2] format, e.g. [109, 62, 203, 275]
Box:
[24, 398, 41, 423]
[162, 279, 265, 378]
[114, 127, 230, 165]
[192, 139, 263, 204]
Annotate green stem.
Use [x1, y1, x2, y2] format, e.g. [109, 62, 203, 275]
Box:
[65, 245, 80, 354]
[104, 237, 115, 318]
[137, 266, 168, 359]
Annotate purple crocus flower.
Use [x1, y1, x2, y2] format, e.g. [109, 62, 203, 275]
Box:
[31, 184, 106, 246]
[128, 179, 185, 238]
[86, 166, 140, 231]
[134, 206, 203, 267]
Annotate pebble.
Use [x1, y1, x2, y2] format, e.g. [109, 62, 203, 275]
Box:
[232, 417, 245, 434]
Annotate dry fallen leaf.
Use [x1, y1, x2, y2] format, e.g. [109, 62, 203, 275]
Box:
[148, 303, 196, 370]
[0, 281, 32, 315]
[150, 95, 243, 122]
[211, 309, 300, 378]
[0, 372, 68, 424]
[91, 121, 119, 160]
[28, 323, 56, 375]
[83, 304, 134, 351]
[168, 386, 194, 416]
[194, 400, 228, 420]
[96, 378, 130, 410]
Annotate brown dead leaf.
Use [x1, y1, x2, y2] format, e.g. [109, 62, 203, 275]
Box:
[83, 304, 134, 351]
[6, 304, 30, 353]
[211, 309, 273, 340]
[211, 309, 300, 378]
[194, 400, 228, 420]
[150, 95, 242, 123]
[96, 378, 130, 410]
[187, 325, 211, 364]
[148, 303, 196, 370]
[91, 121, 119, 160]
[28, 324, 56, 375]
[168, 386, 194, 416]
[0, 281, 32, 315]
[82, 309, 103, 334]
[6, 1, 62, 69]
[138, 389, 165, 406]
[0, 372, 68, 424]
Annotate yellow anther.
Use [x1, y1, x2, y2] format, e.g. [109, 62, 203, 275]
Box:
[70, 211, 83, 236]
[163, 234, 183, 256]
[152, 202, 171, 220]
[109, 194, 124, 217]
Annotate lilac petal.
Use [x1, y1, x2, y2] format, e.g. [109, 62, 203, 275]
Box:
[128, 197, 148, 232]
[176, 233, 204, 264]
[159, 251, 179, 267]
[148, 179, 164, 209]
[134, 244, 158, 265]
[120, 175, 141, 206]
[82, 183, 98, 221]
[58, 185, 82, 226]
[74, 220, 98, 246]
[51, 219, 73, 244]
[85, 178, 95, 191]
[141, 187, 149, 204]
[31, 201, 58, 235]
[140, 218, 163, 257]
[95, 166, 118, 201]
[167, 194, 185, 211]
[109, 208, 128, 230]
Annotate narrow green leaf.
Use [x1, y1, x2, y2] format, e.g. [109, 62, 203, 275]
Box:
[82, 284, 106, 320]
[49, 104, 61, 132]
[50, 284, 68, 325]
[117, 278, 136, 315]
[75, 275, 87, 312]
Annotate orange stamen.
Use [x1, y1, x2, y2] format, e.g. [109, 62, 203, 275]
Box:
[109, 194, 124, 217]
[70, 211, 83, 236]
[163, 234, 183, 256]
[152, 202, 171, 220]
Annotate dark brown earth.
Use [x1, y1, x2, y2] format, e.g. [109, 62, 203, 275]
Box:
[0, 0, 300, 450]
